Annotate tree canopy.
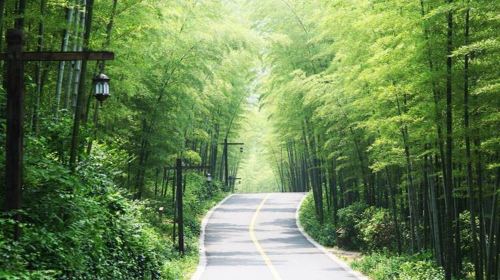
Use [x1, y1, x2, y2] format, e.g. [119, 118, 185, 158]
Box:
[0, 0, 499, 279]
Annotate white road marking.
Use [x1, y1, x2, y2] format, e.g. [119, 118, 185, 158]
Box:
[294, 194, 369, 280]
[191, 194, 234, 280]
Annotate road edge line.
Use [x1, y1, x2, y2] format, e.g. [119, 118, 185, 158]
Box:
[191, 193, 235, 280]
[295, 193, 369, 280]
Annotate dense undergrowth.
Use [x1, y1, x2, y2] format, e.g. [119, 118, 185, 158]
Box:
[299, 193, 449, 280]
[0, 135, 226, 280]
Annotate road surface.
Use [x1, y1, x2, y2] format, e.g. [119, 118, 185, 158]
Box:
[195, 193, 363, 280]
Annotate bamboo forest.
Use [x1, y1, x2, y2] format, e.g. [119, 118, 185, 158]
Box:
[0, 0, 499, 280]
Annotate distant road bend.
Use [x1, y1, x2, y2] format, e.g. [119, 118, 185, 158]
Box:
[193, 193, 364, 280]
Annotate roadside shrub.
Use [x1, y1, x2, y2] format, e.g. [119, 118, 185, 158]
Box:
[337, 202, 367, 249]
[1, 139, 173, 279]
[299, 194, 336, 246]
[352, 252, 403, 280]
[352, 252, 445, 280]
[399, 260, 444, 280]
[357, 206, 397, 251]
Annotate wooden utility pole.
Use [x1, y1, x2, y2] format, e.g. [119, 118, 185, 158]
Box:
[4, 29, 24, 240]
[1, 28, 114, 239]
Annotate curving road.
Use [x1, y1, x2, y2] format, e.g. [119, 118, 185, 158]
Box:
[193, 193, 364, 280]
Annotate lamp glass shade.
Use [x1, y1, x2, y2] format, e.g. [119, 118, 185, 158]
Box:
[93, 73, 111, 101]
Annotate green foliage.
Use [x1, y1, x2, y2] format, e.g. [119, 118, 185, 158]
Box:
[1, 1, 254, 277]
[253, 0, 499, 278]
[299, 194, 336, 246]
[352, 252, 404, 280]
[300, 193, 447, 280]
[358, 207, 398, 251]
[352, 253, 444, 280]
[1, 136, 227, 279]
[1, 140, 170, 279]
[236, 99, 280, 193]
[336, 202, 367, 249]
[458, 211, 474, 258]
[0, 0, 498, 278]
[399, 260, 445, 280]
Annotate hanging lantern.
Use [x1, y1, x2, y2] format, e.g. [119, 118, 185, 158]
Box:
[93, 73, 110, 101]
[240, 147, 243, 153]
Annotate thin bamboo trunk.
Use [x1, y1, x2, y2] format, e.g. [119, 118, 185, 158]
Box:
[486, 160, 499, 280]
[65, 0, 85, 110]
[15, 0, 26, 30]
[475, 138, 487, 278]
[55, 0, 76, 115]
[386, 167, 402, 254]
[463, 4, 482, 279]
[443, 1, 456, 277]
[69, 0, 95, 171]
[0, 0, 6, 52]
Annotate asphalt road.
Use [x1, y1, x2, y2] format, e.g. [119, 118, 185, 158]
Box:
[195, 193, 363, 280]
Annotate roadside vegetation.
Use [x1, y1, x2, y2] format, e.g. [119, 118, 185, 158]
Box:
[0, 136, 228, 279]
[300, 193, 445, 280]
[1, 0, 498, 279]
[0, 1, 254, 279]
[262, 1, 500, 280]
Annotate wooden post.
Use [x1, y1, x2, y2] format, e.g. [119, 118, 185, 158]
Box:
[176, 158, 184, 254]
[4, 29, 24, 240]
